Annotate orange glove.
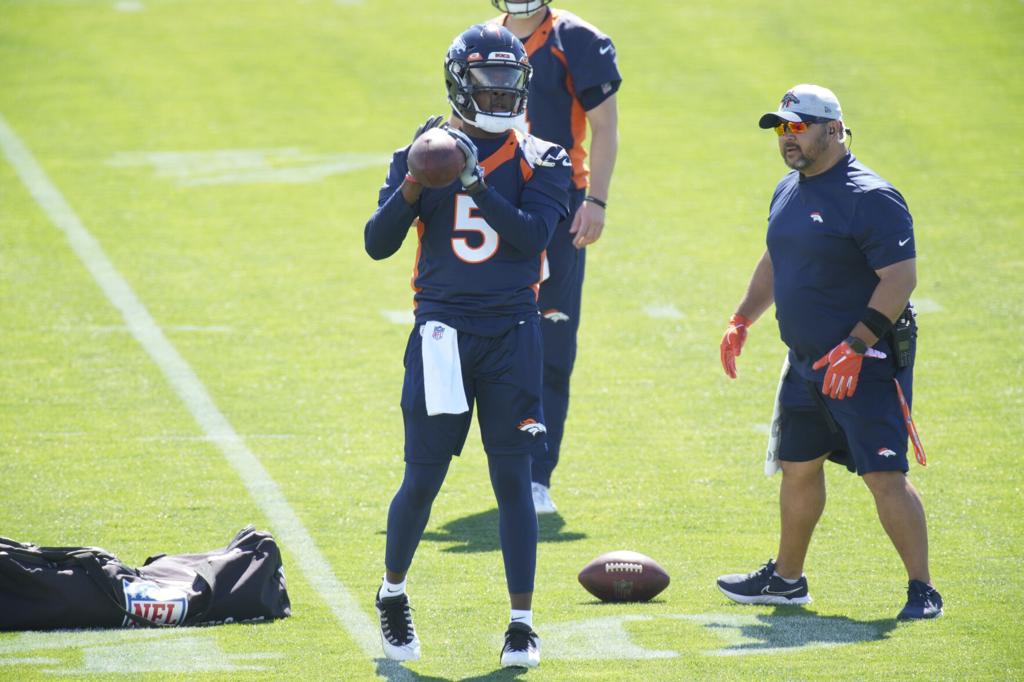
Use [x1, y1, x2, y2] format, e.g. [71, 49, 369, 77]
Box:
[720, 313, 753, 379]
[812, 336, 867, 400]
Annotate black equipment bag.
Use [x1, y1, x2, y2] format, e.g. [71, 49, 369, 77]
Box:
[0, 525, 290, 630]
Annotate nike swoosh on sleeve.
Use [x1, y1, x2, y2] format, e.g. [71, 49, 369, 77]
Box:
[898, 237, 911, 246]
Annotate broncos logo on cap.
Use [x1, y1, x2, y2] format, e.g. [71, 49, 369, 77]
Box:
[781, 92, 800, 109]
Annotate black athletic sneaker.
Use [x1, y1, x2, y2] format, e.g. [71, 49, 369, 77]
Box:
[716, 559, 812, 605]
[897, 580, 943, 620]
[375, 588, 421, 661]
[500, 621, 540, 668]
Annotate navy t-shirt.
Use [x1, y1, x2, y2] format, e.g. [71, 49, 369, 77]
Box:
[367, 130, 571, 336]
[767, 153, 915, 379]
[495, 9, 621, 190]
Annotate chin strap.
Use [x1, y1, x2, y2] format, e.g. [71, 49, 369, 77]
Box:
[454, 108, 526, 135]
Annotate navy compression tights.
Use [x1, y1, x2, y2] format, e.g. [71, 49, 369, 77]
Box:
[384, 454, 538, 594]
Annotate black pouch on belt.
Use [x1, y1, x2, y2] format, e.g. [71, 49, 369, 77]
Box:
[888, 304, 917, 369]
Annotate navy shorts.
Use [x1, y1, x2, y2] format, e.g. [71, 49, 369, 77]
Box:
[778, 366, 913, 475]
[400, 316, 547, 463]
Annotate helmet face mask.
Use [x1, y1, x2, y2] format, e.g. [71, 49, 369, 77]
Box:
[490, 0, 552, 18]
[446, 25, 532, 133]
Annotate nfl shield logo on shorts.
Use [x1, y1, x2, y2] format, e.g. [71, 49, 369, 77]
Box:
[432, 325, 445, 340]
[123, 579, 189, 626]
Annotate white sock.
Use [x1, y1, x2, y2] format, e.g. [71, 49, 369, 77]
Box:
[510, 609, 533, 628]
[381, 576, 406, 597]
[772, 571, 800, 584]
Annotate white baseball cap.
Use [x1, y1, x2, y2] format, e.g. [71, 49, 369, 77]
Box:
[758, 84, 843, 128]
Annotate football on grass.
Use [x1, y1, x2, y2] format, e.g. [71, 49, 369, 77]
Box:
[578, 550, 670, 602]
[407, 128, 464, 188]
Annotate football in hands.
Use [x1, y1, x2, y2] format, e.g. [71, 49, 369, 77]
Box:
[578, 550, 670, 602]
[407, 128, 465, 188]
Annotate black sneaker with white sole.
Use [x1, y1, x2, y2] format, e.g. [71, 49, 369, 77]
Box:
[897, 579, 943, 620]
[375, 588, 421, 661]
[716, 559, 812, 605]
[500, 621, 540, 668]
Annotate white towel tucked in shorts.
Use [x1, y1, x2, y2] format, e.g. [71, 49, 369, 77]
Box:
[420, 321, 469, 416]
[765, 355, 790, 477]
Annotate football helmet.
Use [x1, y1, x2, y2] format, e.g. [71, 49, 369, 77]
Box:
[445, 24, 532, 134]
[490, 0, 552, 17]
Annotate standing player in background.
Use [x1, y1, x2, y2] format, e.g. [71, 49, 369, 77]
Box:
[490, 0, 622, 514]
[364, 24, 571, 668]
[716, 84, 942, 621]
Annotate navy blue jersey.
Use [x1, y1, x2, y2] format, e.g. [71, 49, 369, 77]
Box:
[767, 153, 915, 379]
[366, 130, 571, 336]
[494, 9, 621, 190]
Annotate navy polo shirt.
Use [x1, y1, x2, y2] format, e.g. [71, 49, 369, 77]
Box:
[767, 153, 915, 380]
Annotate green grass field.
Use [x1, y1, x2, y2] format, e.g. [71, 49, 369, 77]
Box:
[2, 0, 1022, 679]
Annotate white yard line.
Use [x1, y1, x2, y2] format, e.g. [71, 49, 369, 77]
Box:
[0, 114, 407, 677]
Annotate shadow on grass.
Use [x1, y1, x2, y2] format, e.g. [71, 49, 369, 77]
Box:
[419, 508, 585, 553]
[699, 607, 898, 654]
[375, 658, 528, 681]
[577, 598, 670, 606]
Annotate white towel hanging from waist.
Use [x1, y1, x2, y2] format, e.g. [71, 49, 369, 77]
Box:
[765, 355, 790, 477]
[420, 321, 469, 416]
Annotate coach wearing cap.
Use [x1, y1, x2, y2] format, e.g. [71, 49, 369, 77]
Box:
[713, 84, 943, 620]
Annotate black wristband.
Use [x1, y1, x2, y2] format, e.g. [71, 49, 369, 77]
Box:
[860, 307, 893, 339]
[844, 335, 868, 355]
[584, 195, 607, 209]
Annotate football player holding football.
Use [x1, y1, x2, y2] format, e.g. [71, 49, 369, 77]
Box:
[489, 0, 622, 514]
[364, 24, 572, 669]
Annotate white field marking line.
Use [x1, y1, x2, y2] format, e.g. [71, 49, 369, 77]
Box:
[911, 297, 943, 313]
[54, 324, 233, 333]
[642, 303, 684, 319]
[0, 630, 281, 674]
[137, 433, 297, 442]
[0, 114, 393, 673]
[0, 657, 61, 666]
[107, 149, 391, 186]
[380, 309, 414, 325]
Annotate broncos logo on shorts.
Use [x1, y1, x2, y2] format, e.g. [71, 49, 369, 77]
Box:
[517, 418, 547, 436]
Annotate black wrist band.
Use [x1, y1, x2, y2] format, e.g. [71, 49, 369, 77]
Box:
[860, 307, 893, 339]
[844, 336, 868, 355]
[466, 179, 487, 196]
[584, 195, 607, 209]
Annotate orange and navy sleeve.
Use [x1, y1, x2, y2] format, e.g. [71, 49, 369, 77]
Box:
[560, 18, 621, 111]
[520, 139, 572, 220]
[365, 147, 417, 260]
[471, 140, 570, 256]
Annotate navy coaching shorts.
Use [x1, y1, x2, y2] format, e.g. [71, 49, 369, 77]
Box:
[778, 366, 914, 475]
[400, 315, 547, 463]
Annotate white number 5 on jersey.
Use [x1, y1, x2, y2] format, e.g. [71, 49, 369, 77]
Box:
[451, 194, 500, 263]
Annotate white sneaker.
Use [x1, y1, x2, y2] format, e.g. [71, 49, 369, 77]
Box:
[375, 588, 421, 661]
[531, 482, 557, 514]
[500, 622, 540, 668]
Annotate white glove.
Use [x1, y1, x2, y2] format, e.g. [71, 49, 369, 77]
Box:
[446, 128, 485, 190]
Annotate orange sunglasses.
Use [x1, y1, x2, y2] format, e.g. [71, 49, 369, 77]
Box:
[774, 120, 813, 135]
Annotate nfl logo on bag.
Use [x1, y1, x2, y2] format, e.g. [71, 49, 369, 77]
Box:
[123, 579, 189, 626]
